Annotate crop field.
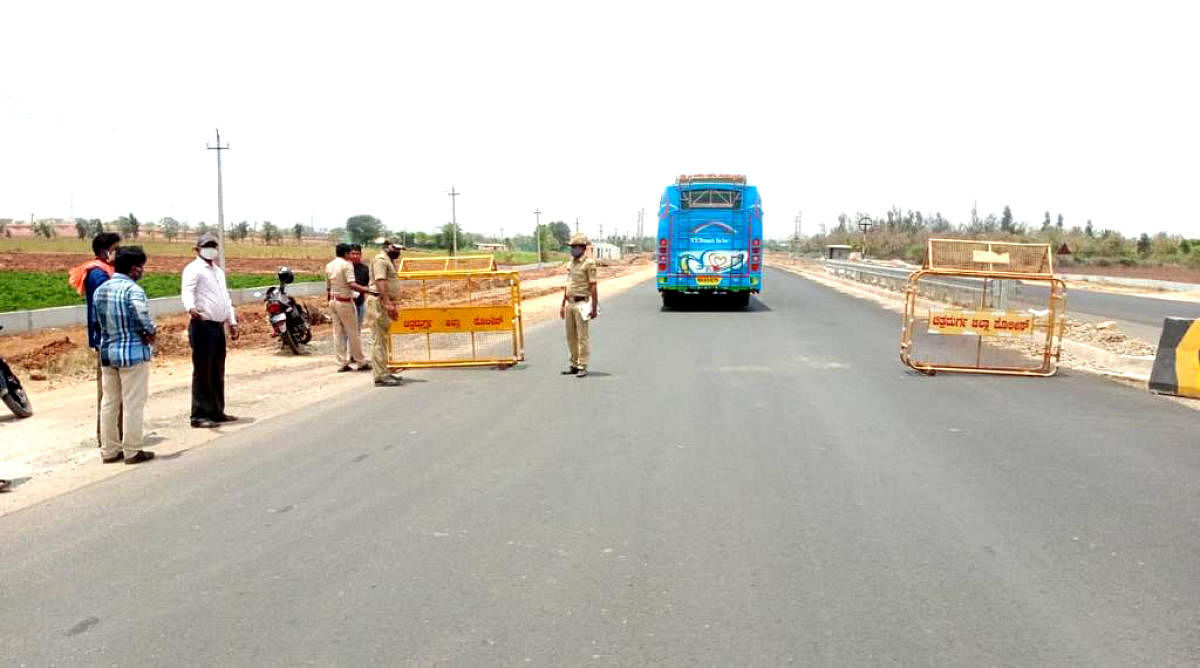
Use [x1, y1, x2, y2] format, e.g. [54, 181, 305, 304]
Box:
[0, 271, 321, 313]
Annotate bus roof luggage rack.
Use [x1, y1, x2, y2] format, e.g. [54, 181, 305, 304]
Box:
[676, 174, 746, 186]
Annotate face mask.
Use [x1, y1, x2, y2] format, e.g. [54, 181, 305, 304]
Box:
[386, 249, 401, 259]
[570, 247, 584, 258]
[199, 247, 219, 261]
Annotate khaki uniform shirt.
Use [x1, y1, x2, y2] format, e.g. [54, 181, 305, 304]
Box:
[370, 252, 402, 300]
[566, 257, 597, 298]
[325, 257, 356, 299]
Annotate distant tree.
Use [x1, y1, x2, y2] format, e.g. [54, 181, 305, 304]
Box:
[1000, 206, 1015, 233]
[1042, 211, 1051, 230]
[0, 219, 9, 237]
[33, 220, 57, 238]
[195, 221, 210, 236]
[74, 218, 90, 239]
[292, 223, 304, 242]
[260, 221, 282, 244]
[117, 213, 140, 239]
[1056, 213, 1064, 229]
[439, 222, 459, 251]
[345, 215, 385, 244]
[231, 221, 251, 241]
[1137, 233, 1152, 256]
[1181, 239, 1192, 255]
[160, 217, 181, 242]
[327, 227, 345, 243]
[1085, 220, 1095, 238]
[537, 225, 557, 260]
[547, 221, 571, 248]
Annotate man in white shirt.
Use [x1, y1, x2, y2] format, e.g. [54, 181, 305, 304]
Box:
[182, 233, 241, 428]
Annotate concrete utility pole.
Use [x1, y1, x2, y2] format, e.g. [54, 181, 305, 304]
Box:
[448, 186, 460, 256]
[792, 212, 802, 257]
[533, 209, 542, 264]
[206, 129, 230, 268]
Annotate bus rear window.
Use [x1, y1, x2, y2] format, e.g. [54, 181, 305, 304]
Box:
[681, 189, 742, 209]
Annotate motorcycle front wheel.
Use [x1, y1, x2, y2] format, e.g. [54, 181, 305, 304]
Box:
[2, 370, 33, 418]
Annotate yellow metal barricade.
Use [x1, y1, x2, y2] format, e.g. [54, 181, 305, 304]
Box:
[386, 257, 524, 369]
[901, 239, 1066, 376]
[398, 255, 496, 273]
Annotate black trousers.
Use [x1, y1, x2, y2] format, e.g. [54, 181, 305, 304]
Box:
[189, 320, 226, 422]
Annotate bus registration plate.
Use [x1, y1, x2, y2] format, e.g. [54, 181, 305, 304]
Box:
[695, 275, 722, 286]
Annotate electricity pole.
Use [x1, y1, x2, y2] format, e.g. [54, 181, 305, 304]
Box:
[533, 208, 542, 264]
[206, 129, 230, 268]
[792, 212, 802, 257]
[448, 186, 460, 256]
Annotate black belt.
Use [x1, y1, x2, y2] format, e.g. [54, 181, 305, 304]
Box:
[571, 296, 588, 302]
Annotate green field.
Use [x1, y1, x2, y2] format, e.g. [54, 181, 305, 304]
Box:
[0, 271, 322, 313]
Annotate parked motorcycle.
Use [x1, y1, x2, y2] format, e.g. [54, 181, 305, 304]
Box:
[0, 325, 33, 418]
[261, 267, 312, 354]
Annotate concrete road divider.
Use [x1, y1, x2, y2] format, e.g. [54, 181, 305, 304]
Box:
[1149, 318, 1200, 399]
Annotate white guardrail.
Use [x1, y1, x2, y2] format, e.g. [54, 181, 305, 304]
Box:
[820, 259, 1017, 309]
[0, 281, 327, 335]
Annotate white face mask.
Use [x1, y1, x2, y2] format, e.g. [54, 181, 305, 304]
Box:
[199, 247, 219, 261]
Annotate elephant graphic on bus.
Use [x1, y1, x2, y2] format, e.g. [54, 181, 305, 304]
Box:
[678, 250, 747, 275]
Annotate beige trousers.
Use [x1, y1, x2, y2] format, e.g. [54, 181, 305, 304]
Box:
[564, 301, 591, 369]
[367, 297, 395, 381]
[100, 362, 149, 459]
[330, 299, 365, 367]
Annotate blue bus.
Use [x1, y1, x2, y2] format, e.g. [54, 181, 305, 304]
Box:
[656, 174, 763, 308]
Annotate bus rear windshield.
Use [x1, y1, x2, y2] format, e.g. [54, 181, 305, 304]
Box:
[681, 189, 742, 209]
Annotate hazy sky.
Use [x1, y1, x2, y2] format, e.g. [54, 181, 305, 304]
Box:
[3, 1, 1198, 240]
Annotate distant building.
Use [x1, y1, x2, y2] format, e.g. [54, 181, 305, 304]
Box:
[826, 244, 853, 259]
[4, 222, 77, 238]
[593, 242, 621, 261]
[475, 242, 507, 251]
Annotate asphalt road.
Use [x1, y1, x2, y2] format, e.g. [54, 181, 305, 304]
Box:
[3, 268, 1200, 666]
[1014, 282, 1200, 341]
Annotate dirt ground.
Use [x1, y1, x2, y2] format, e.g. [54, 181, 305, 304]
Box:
[0, 261, 655, 516]
[1059, 263, 1200, 284]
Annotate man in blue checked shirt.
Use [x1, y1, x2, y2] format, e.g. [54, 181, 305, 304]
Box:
[93, 247, 157, 465]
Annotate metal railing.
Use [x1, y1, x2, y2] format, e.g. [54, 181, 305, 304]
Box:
[822, 260, 1017, 309]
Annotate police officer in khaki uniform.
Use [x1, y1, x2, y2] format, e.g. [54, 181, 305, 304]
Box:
[368, 237, 405, 387]
[560, 233, 598, 377]
[325, 243, 369, 371]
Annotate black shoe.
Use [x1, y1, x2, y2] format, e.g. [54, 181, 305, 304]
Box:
[575, 369, 589, 378]
[336, 365, 353, 373]
[561, 367, 579, 375]
[356, 364, 372, 372]
[191, 418, 220, 429]
[124, 450, 155, 465]
[101, 451, 125, 464]
[374, 377, 402, 387]
[215, 414, 239, 423]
